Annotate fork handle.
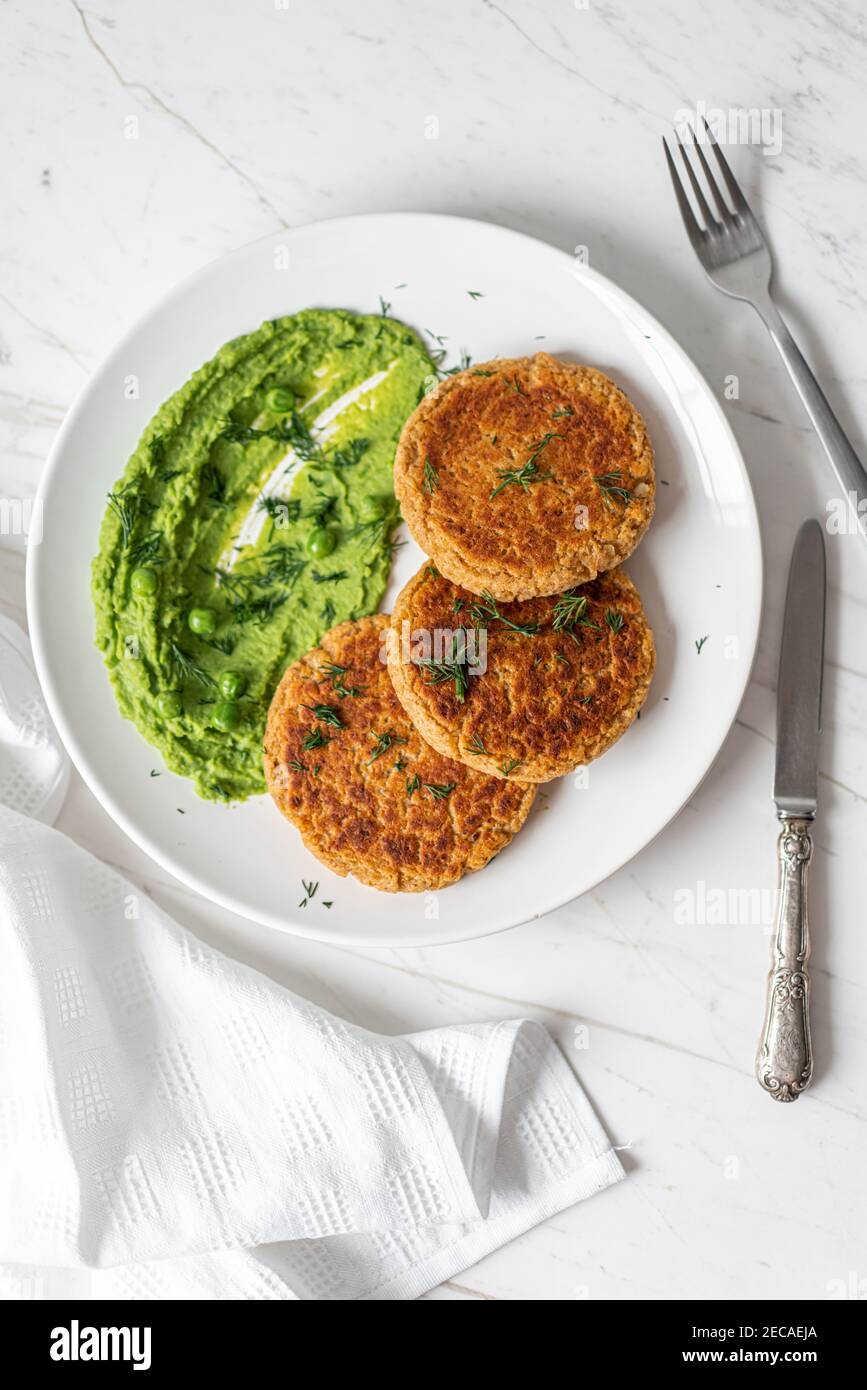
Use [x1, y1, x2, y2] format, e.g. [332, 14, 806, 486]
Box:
[758, 299, 867, 533]
[756, 815, 814, 1102]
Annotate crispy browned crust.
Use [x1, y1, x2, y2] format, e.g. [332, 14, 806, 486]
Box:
[394, 352, 655, 600]
[387, 565, 655, 783]
[263, 615, 536, 892]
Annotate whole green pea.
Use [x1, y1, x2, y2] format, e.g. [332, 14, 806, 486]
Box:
[265, 386, 294, 413]
[306, 527, 336, 558]
[156, 691, 182, 719]
[188, 607, 216, 636]
[212, 700, 240, 731]
[131, 567, 157, 596]
[219, 671, 246, 699]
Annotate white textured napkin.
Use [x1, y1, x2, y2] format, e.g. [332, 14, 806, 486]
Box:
[0, 618, 623, 1300]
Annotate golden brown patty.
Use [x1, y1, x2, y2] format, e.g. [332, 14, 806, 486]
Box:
[387, 565, 655, 783]
[264, 615, 536, 892]
[394, 352, 655, 600]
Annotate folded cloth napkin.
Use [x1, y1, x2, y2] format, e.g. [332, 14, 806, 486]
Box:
[0, 618, 623, 1300]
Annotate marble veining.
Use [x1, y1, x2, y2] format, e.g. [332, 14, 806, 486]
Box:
[1, 0, 866, 1299]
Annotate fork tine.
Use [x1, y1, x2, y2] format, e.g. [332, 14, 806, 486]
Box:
[676, 134, 718, 231]
[688, 125, 734, 223]
[662, 137, 704, 248]
[701, 116, 752, 218]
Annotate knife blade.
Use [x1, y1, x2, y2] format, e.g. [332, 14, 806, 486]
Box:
[773, 519, 826, 818]
[758, 518, 826, 1102]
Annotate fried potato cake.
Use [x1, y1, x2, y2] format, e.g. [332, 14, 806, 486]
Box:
[264, 615, 536, 892]
[394, 352, 655, 600]
[387, 564, 655, 783]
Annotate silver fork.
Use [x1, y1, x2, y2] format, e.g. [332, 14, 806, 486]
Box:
[664, 119, 867, 535]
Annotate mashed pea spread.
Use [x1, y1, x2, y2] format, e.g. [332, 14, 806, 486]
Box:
[93, 309, 434, 800]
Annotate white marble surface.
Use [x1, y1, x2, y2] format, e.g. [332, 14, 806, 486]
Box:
[3, 0, 867, 1300]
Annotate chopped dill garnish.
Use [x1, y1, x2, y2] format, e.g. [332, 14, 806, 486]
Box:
[127, 530, 165, 568]
[467, 290, 484, 299]
[319, 661, 362, 698]
[202, 463, 227, 505]
[491, 458, 549, 499]
[217, 542, 306, 613]
[344, 497, 401, 553]
[368, 730, 408, 763]
[228, 591, 288, 626]
[500, 758, 523, 777]
[424, 781, 455, 800]
[469, 590, 539, 636]
[220, 410, 337, 469]
[422, 456, 439, 494]
[302, 727, 332, 751]
[490, 433, 561, 499]
[551, 589, 600, 638]
[330, 437, 370, 469]
[378, 296, 391, 316]
[696, 635, 709, 654]
[552, 590, 586, 630]
[257, 543, 308, 587]
[148, 435, 166, 468]
[307, 493, 337, 526]
[284, 413, 322, 462]
[312, 569, 348, 585]
[552, 406, 574, 418]
[416, 633, 475, 703]
[203, 632, 236, 656]
[106, 485, 139, 548]
[302, 703, 344, 728]
[169, 642, 217, 690]
[287, 759, 308, 773]
[605, 607, 624, 633]
[465, 733, 488, 755]
[406, 773, 420, 799]
[594, 470, 634, 508]
[259, 495, 301, 525]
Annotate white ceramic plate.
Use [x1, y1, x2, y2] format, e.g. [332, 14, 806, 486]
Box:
[27, 213, 761, 947]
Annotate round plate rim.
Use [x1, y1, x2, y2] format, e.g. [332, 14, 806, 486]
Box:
[26, 211, 763, 947]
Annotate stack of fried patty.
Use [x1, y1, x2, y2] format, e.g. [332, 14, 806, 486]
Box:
[265, 353, 656, 892]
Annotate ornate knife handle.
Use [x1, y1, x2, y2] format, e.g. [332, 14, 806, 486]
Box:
[756, 816, 814, 1102]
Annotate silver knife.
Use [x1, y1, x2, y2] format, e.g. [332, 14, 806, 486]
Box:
[756, 519, 826, 1101]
